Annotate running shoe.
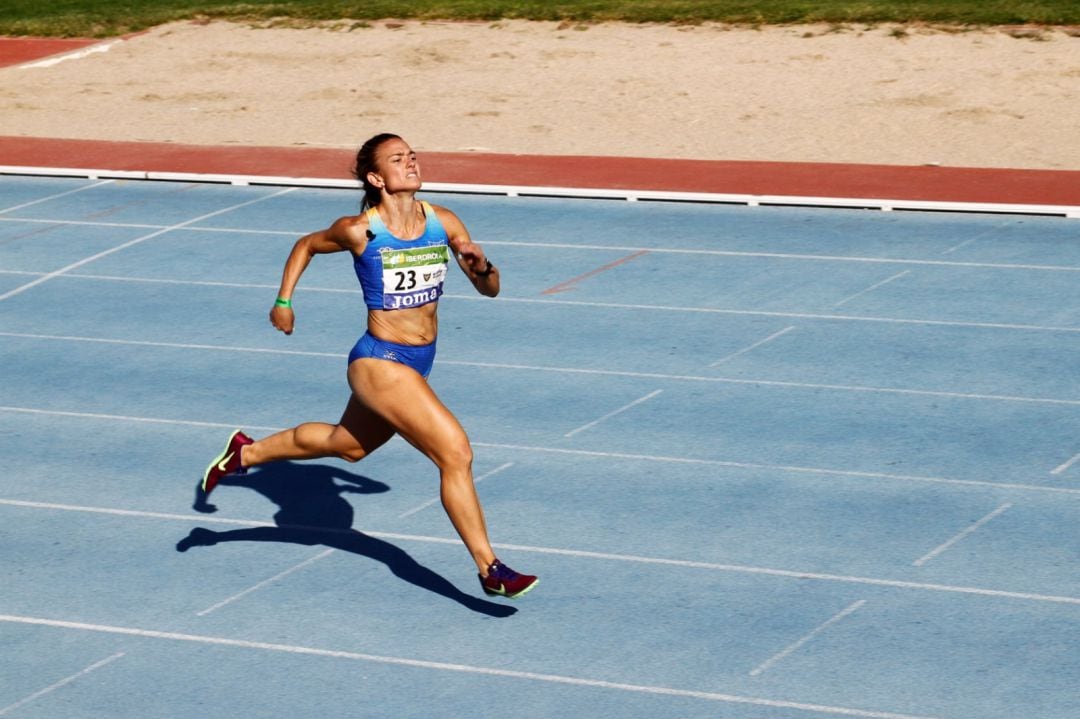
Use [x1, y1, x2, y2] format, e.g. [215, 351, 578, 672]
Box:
[201, 430, 253, 495]
[480, 559, 538, 599]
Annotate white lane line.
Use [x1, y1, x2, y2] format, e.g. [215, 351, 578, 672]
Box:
[912, 504, 1013, 567]
[480, 240, 1080, 274]
[832, 271, 911, 309]
[939, 224, 1009, 256]
[0, 217, 165, 230]
[3, 405, 1079, 498]
[2, 498, 1079, 606]
[0, 652, 125, 717]
[0, 497, 279, 527]
[750, 601, 867, 677]
[473, 441, 1080, 496]
[0, 331, 342, 359]
[0, 217, 293, 234]
[710, 327, 796, 367]
[398, 462, 515, 519]
[564, 390, 663, 438]
[0, 270, 1077, 335]
[0, 180, 113, 215]
[0, 216, 1076, 273]
[197, 548, 337, 616]
[481, 538, 1080, 606]
[472, 295, 1080, 335]
[0, 187, 296, 302]
[5, 216, 1076, 271]
[0, 271, 359, 298]
[438, 360, 1080, 406]
[1051, 452, 1080, 476]
[3, 330, 1076, 407]
[0, 404, 287, 432]
[18, 40, 122, 69]
[0, 614, 942, 719]
[940, 238, 979, 256]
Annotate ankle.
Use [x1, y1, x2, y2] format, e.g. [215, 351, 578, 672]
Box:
[238, 442, 254, 468]
[477, 557, 498, 578]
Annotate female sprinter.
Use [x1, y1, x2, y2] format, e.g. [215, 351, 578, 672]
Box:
[199, 133, 537, 600]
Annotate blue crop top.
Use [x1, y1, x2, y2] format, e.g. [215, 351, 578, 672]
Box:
[353, 201, 451, 311]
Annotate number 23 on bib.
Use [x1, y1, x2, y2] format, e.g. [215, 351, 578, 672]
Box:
[379, 245, 450, 310]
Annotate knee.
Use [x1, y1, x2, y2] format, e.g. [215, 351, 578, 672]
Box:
[294, 423, 365, 463]
[437, 435, 473, 473]
[327, 428, 367, 463]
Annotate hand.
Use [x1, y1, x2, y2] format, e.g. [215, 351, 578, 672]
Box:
[270, 304, 294, 335]
[457, 243, 488, 275]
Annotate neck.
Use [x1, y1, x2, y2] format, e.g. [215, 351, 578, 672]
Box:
[376, 194, 425, 238]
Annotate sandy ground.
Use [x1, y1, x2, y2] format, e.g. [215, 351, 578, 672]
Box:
[2, 19, 1079, 170]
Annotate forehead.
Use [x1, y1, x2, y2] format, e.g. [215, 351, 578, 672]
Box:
[375, 138, 414, 160]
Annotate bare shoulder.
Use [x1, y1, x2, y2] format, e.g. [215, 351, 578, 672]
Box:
[429, 204, 470, 242]
[329, 213, 370, 234]
[326, 213, 372, 251]
[427, 201, 462, 221]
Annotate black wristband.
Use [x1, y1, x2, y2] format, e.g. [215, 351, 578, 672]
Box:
[475, 259, 495, 277]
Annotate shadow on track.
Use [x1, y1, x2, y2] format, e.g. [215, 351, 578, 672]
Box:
[176, 461, 515, 617]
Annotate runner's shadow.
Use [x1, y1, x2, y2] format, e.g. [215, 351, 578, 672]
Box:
[179, 461, 515, 617]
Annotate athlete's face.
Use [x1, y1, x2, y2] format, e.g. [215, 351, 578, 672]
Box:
[369, 138, 421, 193]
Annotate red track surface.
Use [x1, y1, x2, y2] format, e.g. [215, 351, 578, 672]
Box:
[0, 37, 99, 66]
[2, 37, 1078, 206]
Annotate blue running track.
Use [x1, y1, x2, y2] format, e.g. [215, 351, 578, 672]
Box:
[1, 175, 1078, 719]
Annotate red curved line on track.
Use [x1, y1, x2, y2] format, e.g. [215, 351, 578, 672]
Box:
[542, 250, 650, 295]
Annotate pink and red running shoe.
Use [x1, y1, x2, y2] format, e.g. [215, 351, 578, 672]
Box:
[480, 559, 539, 599]
[201, 429, 253, 495]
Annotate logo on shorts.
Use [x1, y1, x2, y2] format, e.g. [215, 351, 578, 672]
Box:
[382, 350, 398, 361]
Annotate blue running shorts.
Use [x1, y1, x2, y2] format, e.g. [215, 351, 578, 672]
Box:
[348, 331, 437, 378]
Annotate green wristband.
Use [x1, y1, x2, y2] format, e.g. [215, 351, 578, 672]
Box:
[275, 297, 292, 308]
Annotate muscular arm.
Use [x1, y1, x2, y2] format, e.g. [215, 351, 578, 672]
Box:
[270, 216, 369, 335]
[436, 206, 500, 298]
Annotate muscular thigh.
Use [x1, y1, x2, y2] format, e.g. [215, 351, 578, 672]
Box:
[347, 358, 468, 466]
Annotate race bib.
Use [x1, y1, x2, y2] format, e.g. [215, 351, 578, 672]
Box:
[379, 244, 450, 310]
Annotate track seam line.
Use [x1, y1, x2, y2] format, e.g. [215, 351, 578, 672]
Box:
[0, 613, 944, 719]
[0, 187, 296, 302]
[1, 498, 1077, 606]
[1, 331, 1076, 405]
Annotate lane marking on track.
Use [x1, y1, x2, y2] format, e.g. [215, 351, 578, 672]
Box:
[2, 405, 1079, 497]
[912, 504, 1013, 567]
[710, 326, 797, 366]
[1051, 451, 1080, 476]
[0, 613, 942, 719]
[0, 188, 296, 302]
[399, 462, 515, 519]
[832, 271, 911, 309]
[0, 652, 125, 716]
[564, 390, 663, 438]
[2, 497, 1079, 606]
[196, 548, 337, 616]
[2, 331, 1076, 406]
[750, 601, 867, 677]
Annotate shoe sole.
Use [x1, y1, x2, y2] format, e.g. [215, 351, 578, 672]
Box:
[484, 577, 539, 600]
[201, 429, 242, 493]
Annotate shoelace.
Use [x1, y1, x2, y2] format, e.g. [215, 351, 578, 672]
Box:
[488, 561, 518, 580]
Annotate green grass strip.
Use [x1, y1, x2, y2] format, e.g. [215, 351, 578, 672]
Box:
[2, 1, 1079, 38]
